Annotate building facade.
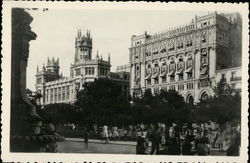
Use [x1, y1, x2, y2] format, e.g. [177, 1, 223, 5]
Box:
[129, 12, 242, 103]
[36, 30, 129, 106]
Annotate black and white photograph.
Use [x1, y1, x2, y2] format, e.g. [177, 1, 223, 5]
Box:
[1, 1, 249, 163]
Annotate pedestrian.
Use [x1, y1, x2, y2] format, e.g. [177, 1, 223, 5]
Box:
[149, 128, 161, 155]
[216, 131, 224, 151]
[226, 128, 240, 156]
[113, 126, 119, 141]
[196, 134, 210, 156]
[84, 129, 89, 150]
[103, 125, 109, 143]
[136, 132, 147, 154]
[182, 133, 194, 155]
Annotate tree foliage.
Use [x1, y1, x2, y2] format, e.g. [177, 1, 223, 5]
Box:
[76, 78, 130, 126]
[36, 103, 81, 124]
[131, 89, 189, 125]
[195, 81, 241, 124]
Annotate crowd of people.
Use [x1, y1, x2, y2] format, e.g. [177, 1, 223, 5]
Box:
[59, 122, 240, 156]
[97, 123, 240, 156]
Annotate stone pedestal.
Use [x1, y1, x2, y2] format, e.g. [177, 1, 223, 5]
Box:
[10, 8, 64, 152]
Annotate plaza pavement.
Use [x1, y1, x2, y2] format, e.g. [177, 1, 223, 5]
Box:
[57, 138, 225, 155]
[66, 138, 137, 146]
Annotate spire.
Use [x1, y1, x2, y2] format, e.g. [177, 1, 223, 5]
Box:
[37, 65, 39, 72]
[96, 50, 99, 59]
[108, 52, 110, 62]
[52, 57, 55, 64]
[56, 57, 59, 66]
[77, 29, 81, 38]
[47, 57, 50, 66]
[43, 63, 46, 71]
[86, 29, 91, 38]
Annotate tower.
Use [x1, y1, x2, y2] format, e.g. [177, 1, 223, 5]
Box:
[74, 29, 93, 63]
[46, 57, 60, 75]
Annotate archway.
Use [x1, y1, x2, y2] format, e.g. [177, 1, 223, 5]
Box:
[186, 94, 194, 104]
[200, 92, 209, 101]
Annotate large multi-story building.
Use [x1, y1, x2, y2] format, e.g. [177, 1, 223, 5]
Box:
[129, 12, 242, 103]
[36, 30, 129, 106]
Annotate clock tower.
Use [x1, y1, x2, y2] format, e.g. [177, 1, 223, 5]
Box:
[74, 29, 92, 63]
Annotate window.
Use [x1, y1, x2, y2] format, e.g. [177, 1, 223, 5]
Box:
[162, 76, 166, 82]
[178, 84, 184, 90]
[46, 90, 49, 102]
[75, 68, 81, 76]
[154, 78, 159, 84]
[170, 85, 175, 90]
[54, 88, 57, 102]
[58, 88, 61, 101]
[231, 72, 236, 79]
[179, 74, 183, 81]
[221, 73, 226, 82]
[147, 79, 151, 86]
[37, 78, 42, 84]
[170, 75, 175, 82]
[66, 86, 70, 100]
[202, 35, 206, 43]
[154, 87, 160, 95]
[187, 72, 193, 79]
[91, 67, 94, 75]
[50, 89, 53, 102]
[62, 87, 65, 101]
[231, 83, 236, 89]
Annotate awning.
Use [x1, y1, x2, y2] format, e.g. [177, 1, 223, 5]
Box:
[145, 74, 151, 80]
[200, 66, 208, 75]
[151, 73, 159, 79]
[160, 71, 167, 77]
[185, 67, 193, 73]
[176, 68, 184, 74]
[168, 70, 175, 76]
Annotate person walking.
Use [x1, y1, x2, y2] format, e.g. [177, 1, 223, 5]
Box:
[196, 134, 210, 156]
[103, 125, 109, 143]
[226, 128, 241, 156]
[83, 129, 89, 150]
[113, 126, 119, 141]
[136, 132, 147, 154]
[150, 128, 161, 155]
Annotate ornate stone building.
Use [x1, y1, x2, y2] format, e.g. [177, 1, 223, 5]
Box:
[129, 12, 242, 103]
[36, 30, 129, 105]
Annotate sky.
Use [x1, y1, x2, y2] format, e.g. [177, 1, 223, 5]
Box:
[27, 9, 211, 90]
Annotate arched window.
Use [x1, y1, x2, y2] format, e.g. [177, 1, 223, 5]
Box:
[146, 64, 152, 76]
[201, 92, 209, 101]
[201, 49, 208, 65]
[186, 95, 194, 104]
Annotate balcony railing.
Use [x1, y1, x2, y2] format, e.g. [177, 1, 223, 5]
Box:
[230, 77, 242, 81]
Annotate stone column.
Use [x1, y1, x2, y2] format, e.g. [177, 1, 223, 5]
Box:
[11, 8, 42, 151]
[11, 8, 64, 152]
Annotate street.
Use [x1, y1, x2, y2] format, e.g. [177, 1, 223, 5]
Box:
[57, 139, 226, 155]
[57, 140, 136, 154]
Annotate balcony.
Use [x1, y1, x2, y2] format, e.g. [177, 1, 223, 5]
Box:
[230, 77, 242, 81]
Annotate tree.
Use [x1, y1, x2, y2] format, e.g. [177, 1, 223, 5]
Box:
[36, 103, 79, 125]
[196, 81, 241, 124]
[76, 78, 131, 126]
[131, 89, 190, 125]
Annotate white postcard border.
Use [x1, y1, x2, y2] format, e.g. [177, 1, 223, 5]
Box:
[1, 1, 249, 163]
